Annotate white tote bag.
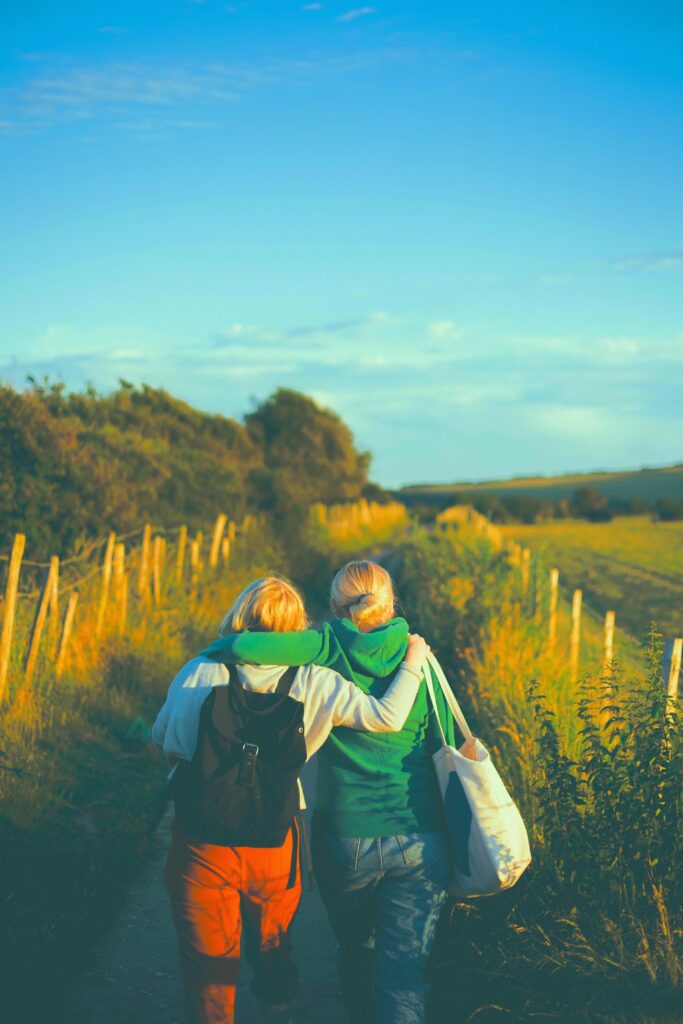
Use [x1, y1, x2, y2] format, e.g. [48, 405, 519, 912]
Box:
[423, 652, 531, 898]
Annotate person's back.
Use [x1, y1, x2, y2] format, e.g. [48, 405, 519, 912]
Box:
[155, 574, 427, 1024]
[314, 614, 445, 840]
[203, 560, 460, 1024]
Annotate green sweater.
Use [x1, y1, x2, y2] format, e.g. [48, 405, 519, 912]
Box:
[201, 618, 456, 838]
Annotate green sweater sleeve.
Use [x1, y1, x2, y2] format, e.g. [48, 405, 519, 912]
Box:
[200, 623, 337, 668]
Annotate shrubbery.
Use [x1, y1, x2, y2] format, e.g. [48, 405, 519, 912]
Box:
[0, 382, 372, 557]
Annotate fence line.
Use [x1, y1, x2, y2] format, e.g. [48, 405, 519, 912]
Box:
[0, 513, 254, 709]
[6, 500, 677, 711]
[436, 503, 682, 700]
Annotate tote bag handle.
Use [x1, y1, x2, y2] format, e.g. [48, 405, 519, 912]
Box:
[423, 652, 474, 746]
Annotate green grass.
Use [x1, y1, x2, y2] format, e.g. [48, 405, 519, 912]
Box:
[501, 516, 683, 638]
[396, 525, 681, 1024]
[401, 464, 683, 503]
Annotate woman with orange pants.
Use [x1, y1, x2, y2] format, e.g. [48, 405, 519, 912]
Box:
[153, 575, 428, 1024]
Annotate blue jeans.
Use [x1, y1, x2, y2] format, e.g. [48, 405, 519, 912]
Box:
[312, 820, 451, 1024]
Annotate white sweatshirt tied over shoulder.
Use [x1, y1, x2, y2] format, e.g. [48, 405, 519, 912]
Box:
[152, 657, 422, 805]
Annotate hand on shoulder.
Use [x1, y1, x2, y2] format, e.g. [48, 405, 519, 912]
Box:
[404, 632, 430, 666]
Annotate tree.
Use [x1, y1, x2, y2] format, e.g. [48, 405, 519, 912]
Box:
[245, 389, 370, 515]
[571, 486, 613, 522]
[654, 497, 683, 521]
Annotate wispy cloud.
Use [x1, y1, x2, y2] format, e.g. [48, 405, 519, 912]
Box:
[1, 50, 413, 135]
[4, 319, 682, 484]
[613, 250, 683, 274]
[338, 8, 376, 23]
[428, 320, 463, 341]
[301, 3, 324, 9]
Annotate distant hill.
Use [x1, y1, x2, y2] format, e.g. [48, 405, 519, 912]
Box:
[400, 465, 683, 504]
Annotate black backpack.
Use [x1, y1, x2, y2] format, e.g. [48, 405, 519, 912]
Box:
[172, 666, 307, 847]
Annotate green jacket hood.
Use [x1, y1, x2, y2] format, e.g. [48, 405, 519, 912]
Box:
[329, 616, 408, 677]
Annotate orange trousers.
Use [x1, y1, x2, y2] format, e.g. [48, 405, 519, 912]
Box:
[165, 819, 302, 1024]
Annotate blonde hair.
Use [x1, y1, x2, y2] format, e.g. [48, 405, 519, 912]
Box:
[330, 560, 395, 631]
[218, 576, 307, 635]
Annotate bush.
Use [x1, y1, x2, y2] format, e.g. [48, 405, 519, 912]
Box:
[655, 498, 683, 521]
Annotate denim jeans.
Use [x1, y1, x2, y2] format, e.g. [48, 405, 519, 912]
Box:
[312, 820, 451, 1024]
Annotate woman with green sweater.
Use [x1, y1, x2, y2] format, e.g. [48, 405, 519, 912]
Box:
[202, 560, 462, 1024]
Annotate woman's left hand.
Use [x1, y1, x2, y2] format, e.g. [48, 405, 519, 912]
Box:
[405, 633, 430, 665]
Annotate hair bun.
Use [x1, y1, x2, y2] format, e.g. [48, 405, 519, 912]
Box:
[331, 560, 395, 630]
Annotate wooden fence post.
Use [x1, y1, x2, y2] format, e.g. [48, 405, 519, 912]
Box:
[48, 556, 60, 654]
[23, 557, 60, 688]
[570, 589, 582, 679]
[95, 532, 116, 639]
[668, 638, 682, 700]
[113, 544, 126, 633]
[0, 533, 26, 706]
[603, 610, 616, 670]
[152, 535, 162, 606]
[548, 568, 559, 649]
[190, 539, 200, 590]
[138, 523, 152, 600]
[113, 543, 125, 589]
[176, 525, 188, 586]
[55, 591, 79, 678]
[118, 574, 128, 637]
[209, 514, 228, 570]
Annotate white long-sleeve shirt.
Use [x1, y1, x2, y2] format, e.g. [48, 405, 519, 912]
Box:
[152, 658, 422, 770]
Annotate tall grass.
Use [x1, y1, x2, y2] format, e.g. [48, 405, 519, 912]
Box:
[396, 524, 681, 1021]
[0, 518, 282, 1020]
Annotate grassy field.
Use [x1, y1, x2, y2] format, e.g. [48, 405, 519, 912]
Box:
[500, 516, 683, 639]
[401, 464, 683, 503]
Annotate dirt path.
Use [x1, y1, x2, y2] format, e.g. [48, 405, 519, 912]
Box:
[66, 761, 345, 1024]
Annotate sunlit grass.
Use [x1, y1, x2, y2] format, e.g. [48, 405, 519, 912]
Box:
[502, 516, 683, 637]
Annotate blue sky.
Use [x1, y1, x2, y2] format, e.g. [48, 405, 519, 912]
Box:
[1, 1, 681, 486]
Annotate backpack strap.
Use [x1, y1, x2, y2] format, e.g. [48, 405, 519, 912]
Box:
[229, 665, 298, 714]
[286, 819, 300, 889]
[275, 665, 298, 695]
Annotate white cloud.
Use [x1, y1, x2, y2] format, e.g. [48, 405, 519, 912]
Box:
[613, 250, 683, 274]
[428, 320, 463, 341]
[530, 404, 611, 441]
[4, 317, 682, 487]
[598, 337, 640, 362]
[338, 8, 376, 22]
[0, 50, 412, 134]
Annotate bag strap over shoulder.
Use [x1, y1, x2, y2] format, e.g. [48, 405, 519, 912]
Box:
[275, 665, 298, 695]
[229, 664, 299, 714]
[423, 652, 474, 746]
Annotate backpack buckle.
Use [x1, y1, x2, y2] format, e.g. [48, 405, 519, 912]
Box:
[238, 743, 259, 787]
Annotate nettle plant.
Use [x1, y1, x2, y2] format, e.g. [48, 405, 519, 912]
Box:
[529, 630, 681, 983]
